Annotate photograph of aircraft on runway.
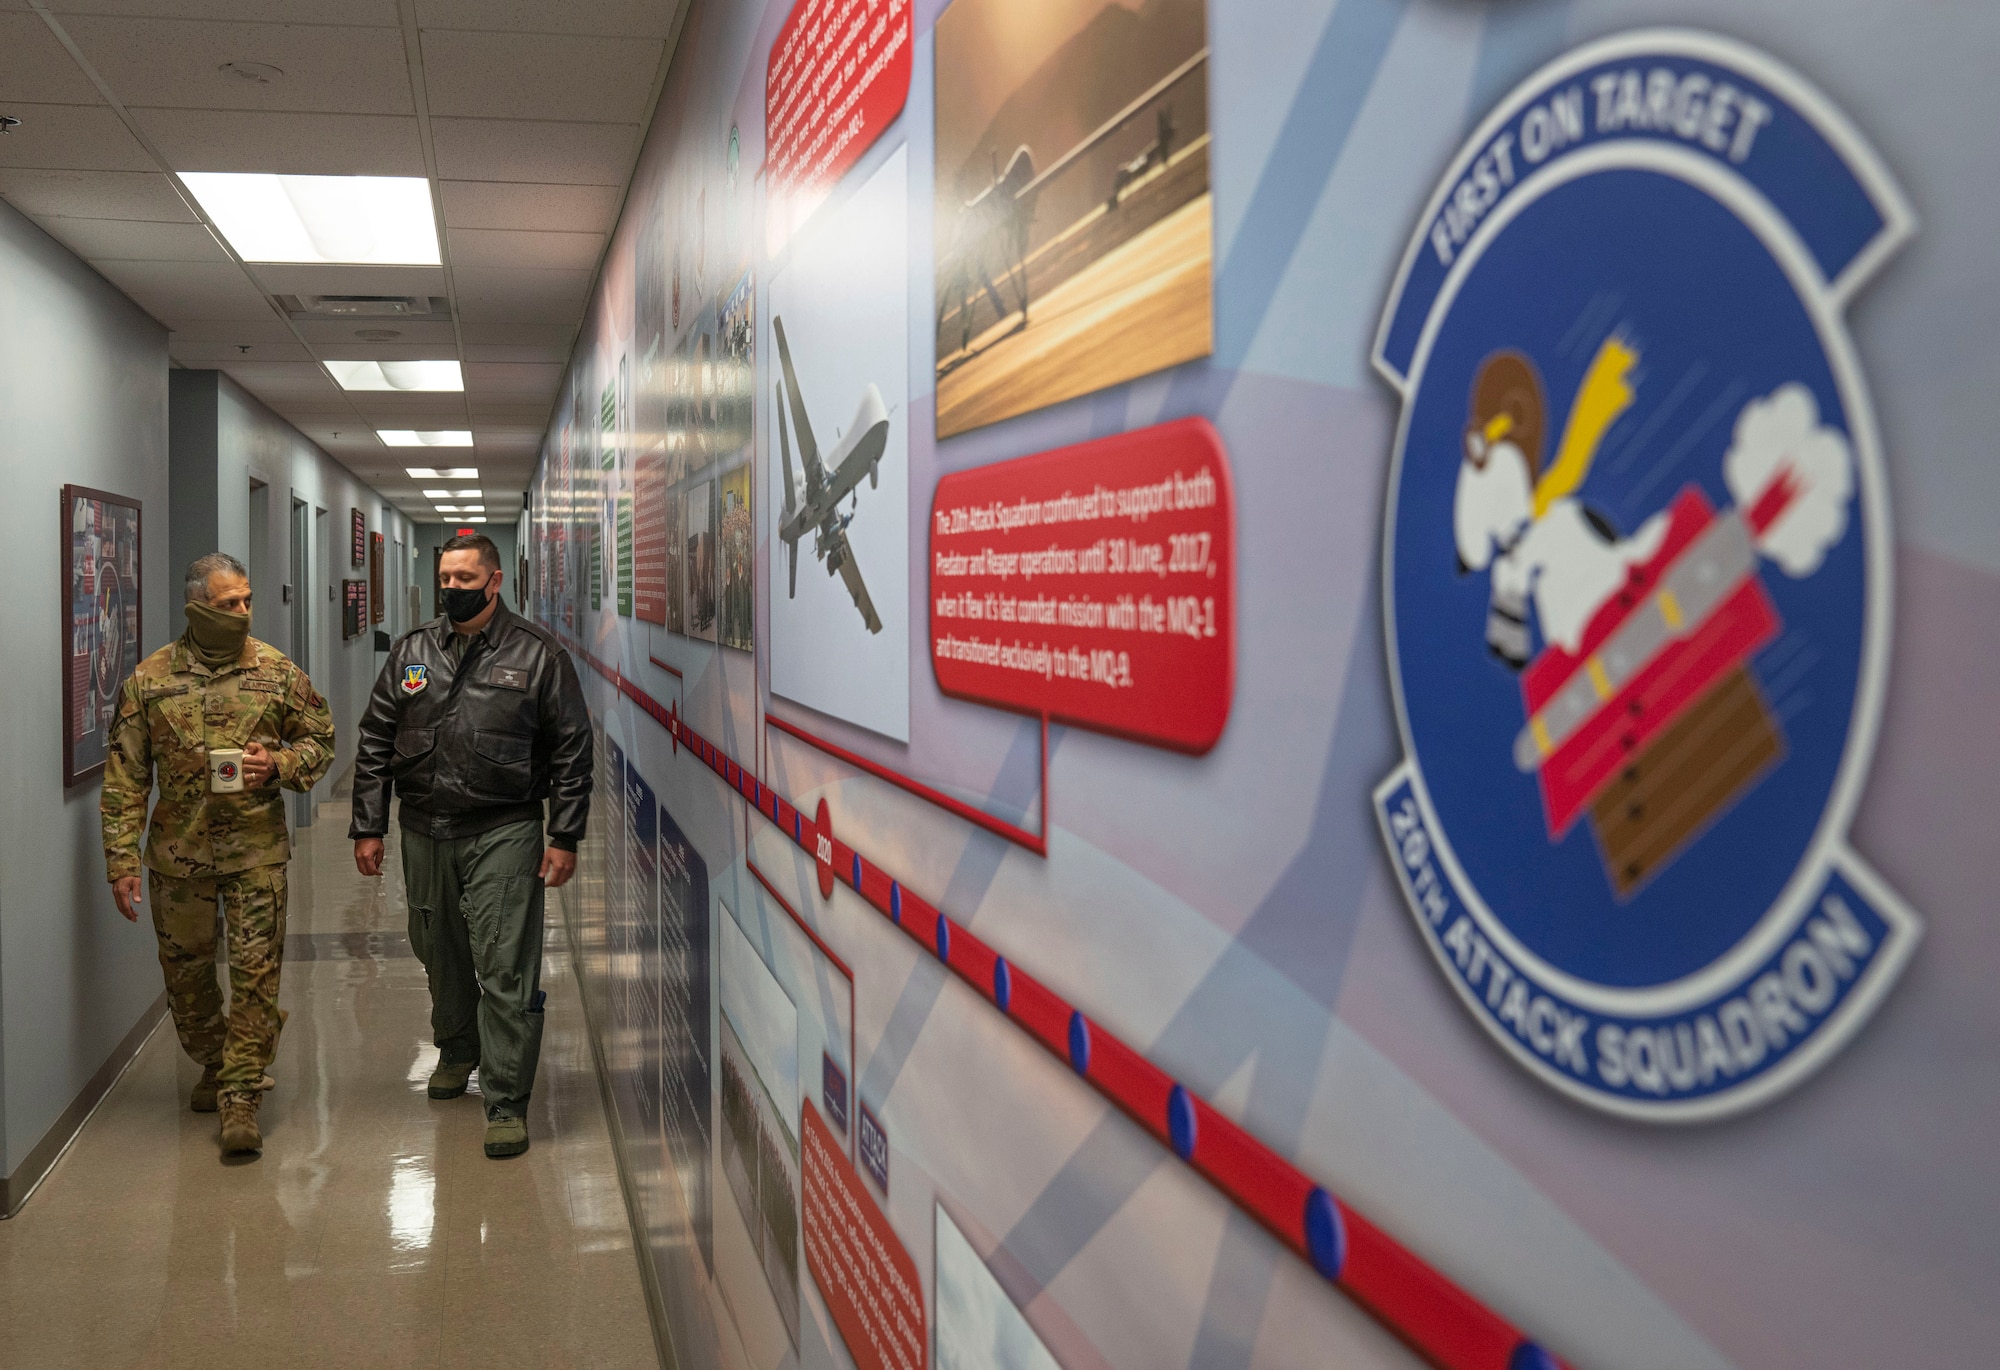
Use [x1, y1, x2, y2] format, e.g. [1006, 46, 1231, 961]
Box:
[767, 146, 910, 743]
[774, 313, 890, 635]
[934, 0, 1212, 438]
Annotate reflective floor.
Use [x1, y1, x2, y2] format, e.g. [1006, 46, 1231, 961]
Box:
[0, 803, 662, 1369]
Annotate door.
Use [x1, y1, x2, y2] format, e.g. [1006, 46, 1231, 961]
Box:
[289, 497, 309, 674]
[287, 496, 311, 828]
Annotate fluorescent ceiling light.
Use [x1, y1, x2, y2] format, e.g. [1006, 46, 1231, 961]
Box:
[453, 488, 482, 498]
[421, 488, 452, 498]
[433, 504, 461, 512]
[326, 360, 462, 392]
[463, 517, 489, 523]
[405, 467, 480, 479]
[378, 429, 473, 446]
[179, 173, 439, 264]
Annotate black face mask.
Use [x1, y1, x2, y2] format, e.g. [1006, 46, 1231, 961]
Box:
[442, 575, 496, 624]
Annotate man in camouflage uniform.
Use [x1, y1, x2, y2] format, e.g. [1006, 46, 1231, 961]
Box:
[102, 552, 335, 1157]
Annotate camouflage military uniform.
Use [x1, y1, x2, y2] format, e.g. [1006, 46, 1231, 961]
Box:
[101, 636, 335, 1099]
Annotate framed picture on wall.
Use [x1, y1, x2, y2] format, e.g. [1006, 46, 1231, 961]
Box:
[61, 485, 143, 788]
[369, 531, 385, 624]
[342, 579, 367, 639]
[351, 507, 366, 567]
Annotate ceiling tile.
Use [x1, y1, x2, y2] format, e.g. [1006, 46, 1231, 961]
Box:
[169, 337, 313, 363]
[0, 14, 105, 103]
[463, 361, 561, 395]
[429, 118, 634, 186]
[461, 341, 568, 365]
[459, 321, 573, 348]
[56, 17, 414, 114]
[219, 359, 341, 397]
[247, 262, 447, 297]
[466, 399, 552, 424]
[346, 392, 472, 421]
[447, 226, 603, 271]
[265, 404, 360, 425]
[93, 258, 272, 321]
[453, 265, 591, 324]
[34, 215, 226, 261]
[137, 108, 424, 176]
[168, 317, 296, 343]
[419, 30, 661, 123]
[43, 2, 400, 22]
[292, 317, 456, 349]
[416, 0, 683, 39]
[0, 103, 156, 172]
[439, 179, 620, 233]
[0, 169, 197, 221]
[303, 340, 456, 362]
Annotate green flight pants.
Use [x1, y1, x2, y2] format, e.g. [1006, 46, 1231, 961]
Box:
[400, 819, 547, 1118]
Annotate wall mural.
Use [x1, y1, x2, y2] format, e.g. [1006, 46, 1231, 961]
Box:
[532, 3, 1998, 1369]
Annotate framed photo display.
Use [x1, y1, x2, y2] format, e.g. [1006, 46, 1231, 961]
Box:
[351, 507, 365, 567]
[62, 485, 142, 787]
[369, 531, 385, 623]
[342, 579, 367, 639]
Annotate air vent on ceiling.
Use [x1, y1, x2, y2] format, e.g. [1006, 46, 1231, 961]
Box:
[274, 294, 450, 319]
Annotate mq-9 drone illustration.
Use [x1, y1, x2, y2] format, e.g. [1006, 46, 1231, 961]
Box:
[774, 313, 890, 634]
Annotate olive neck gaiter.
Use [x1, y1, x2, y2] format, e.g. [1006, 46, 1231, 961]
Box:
[184, 600, 251, 670]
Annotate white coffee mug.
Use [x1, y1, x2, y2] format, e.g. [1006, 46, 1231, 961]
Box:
[208, 748, 245, 794]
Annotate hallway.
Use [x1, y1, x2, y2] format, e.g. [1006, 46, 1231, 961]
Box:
[0, 805, 661, 1370]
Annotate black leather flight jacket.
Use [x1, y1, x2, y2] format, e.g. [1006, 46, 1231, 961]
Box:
[349, 603, 593, 849]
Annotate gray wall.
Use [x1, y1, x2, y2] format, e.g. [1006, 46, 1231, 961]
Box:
[169, 371, 418, 817]
[411, 519, 521, 622]
[0, 199, 171, 1181]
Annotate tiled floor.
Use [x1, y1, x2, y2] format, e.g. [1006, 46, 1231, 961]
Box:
[0, 803, 662, 1370]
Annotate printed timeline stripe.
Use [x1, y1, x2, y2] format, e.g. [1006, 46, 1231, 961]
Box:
[561, 634, 1567, 1370]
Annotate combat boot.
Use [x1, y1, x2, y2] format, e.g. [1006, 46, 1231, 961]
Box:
[218, 1094, 262, 1156]
[190, 1065, 222, 1113]
[429, 1058, 477, 1099]
[484, 1112, 529, 1159]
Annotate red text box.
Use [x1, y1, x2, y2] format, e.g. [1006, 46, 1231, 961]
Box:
[930, 418, 1235, 753]
[802, 1101, 926, 1370]
[766, 0, 911, 244]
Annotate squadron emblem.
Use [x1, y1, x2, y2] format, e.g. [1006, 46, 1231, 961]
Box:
[1371, 31, 1922, 1119]
[401, 663, 430, 696]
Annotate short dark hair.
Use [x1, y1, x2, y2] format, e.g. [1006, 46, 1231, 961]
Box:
[440, 533, 500, 571]
[184, 552, 248, 602]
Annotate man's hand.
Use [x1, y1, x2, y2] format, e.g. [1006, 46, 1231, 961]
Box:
[242, 741, 278, 787]
[112, 876, 143, 923]
[354, 837, 385, 877]
[540, 848, 577, 888]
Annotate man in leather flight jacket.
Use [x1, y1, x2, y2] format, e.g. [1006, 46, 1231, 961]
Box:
[350, 533, 592, 1158]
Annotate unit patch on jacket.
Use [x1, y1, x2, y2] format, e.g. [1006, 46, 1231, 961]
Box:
[401, 663, 430, 695]
[1369, 32, 1921, 1121]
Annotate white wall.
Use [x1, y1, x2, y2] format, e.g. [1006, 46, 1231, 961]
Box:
[0, 199, 171, 1181]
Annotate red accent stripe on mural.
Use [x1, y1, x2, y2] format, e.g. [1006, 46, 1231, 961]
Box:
[767, 711, 1049, 856]
[564, 635, 1566, 1370]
